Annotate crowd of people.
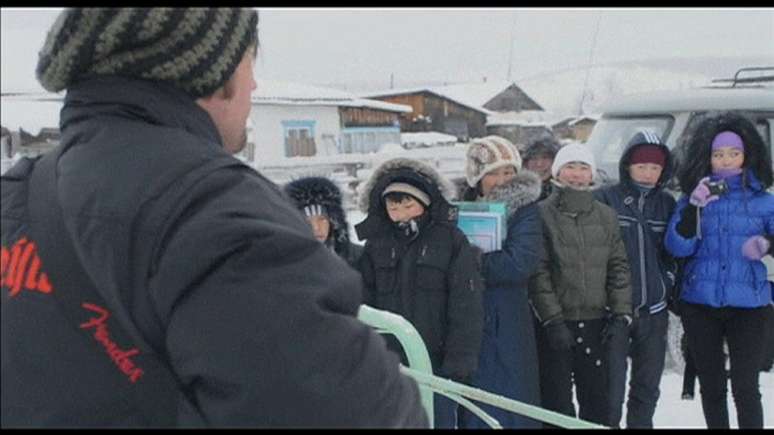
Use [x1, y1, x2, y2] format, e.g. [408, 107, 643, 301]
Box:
[283, 113, 773, 429]
[2, 7, 772, 429]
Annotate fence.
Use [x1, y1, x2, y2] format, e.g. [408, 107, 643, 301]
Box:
[357, 304, 608, 429]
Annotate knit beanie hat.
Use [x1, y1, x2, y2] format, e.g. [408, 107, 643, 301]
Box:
[551, 142, 597, 180]
[36, 8, 259, 98]
[465, 135, 522, 188]
[711, 130, 744, 152]
[629, 144, 666, 167]
[382, 182, 432, 207]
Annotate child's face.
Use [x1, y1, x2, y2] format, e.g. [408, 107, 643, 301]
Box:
[711, 146, 744, 173]
[557, 162, 593, 188]
[480, 165, 517, 196]
[385, 197, 425, 223]
[628, 163, 663, 187]
[306, 215, 331, 242]
[524, 155, 553, 181]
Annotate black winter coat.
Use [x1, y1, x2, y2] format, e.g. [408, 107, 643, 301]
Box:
[0, 77, 426, 428]
[355, 159, 484, 381]
[594, 141, 678, 315]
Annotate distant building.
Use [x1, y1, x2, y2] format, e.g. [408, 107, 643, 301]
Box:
[250, 80, 411, 162]
[1, 92, 65, 161]
[552, 115, 600, 143]
[362, 81, 544, 142]
[486, 110, 560, 150]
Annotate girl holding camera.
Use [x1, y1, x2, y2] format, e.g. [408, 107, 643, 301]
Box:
[665, 112, 773, 429]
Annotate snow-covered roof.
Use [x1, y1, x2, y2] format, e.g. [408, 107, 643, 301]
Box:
[568, 114, 601, 126]
[253, 79, 412, 113]
[429, 81, 513, 109]
[360, 84, 496, 116]
[401, 131, 458, 145]
[599, 87, 774, 115]
[487, 110, 555, 127]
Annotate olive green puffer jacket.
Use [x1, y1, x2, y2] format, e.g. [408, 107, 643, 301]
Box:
[529, 185, 632, 323]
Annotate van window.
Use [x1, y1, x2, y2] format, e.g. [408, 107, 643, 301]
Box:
[586, 115, 673, 170]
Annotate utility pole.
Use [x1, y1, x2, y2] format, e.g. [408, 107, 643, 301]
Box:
[506, 13, 517, 82]
[390, 73, 394, 89]
[578, 11, 602, 115]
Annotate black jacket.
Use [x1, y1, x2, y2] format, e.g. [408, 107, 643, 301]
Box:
[594, 137, 678, 315]
[355, 159, 484, 381]
[0, 76, 426, 428]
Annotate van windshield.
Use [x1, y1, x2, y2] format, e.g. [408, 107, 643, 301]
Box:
[586, 115, 674, 182]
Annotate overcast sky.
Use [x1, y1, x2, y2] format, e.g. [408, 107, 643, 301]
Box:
[2, 7, 773, 93]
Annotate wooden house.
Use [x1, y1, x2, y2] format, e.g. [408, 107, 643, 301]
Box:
[249, 80, 411, 162]
[552, 115, 599, 143]
[362, 81, 544, 142]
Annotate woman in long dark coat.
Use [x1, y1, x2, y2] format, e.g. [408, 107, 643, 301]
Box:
[458, 136, 544, 429]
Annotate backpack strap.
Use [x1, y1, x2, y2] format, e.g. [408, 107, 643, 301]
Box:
[26, 148, 182, 426]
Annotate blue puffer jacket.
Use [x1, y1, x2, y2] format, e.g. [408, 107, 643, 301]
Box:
[460, 171, 544, 429]
[665, 172, 774, 308]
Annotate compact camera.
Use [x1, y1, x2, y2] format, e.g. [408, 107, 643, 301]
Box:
[705, 179, 729, 196]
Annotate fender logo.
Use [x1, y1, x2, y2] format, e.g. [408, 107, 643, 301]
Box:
[1, 237, 53, 297]
[80, 303, 145, 383]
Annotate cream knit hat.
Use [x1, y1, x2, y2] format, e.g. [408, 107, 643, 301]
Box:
[464, 135, 522, 188]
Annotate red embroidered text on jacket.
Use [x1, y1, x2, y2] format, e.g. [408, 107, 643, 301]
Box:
[1, 237, 53, 297]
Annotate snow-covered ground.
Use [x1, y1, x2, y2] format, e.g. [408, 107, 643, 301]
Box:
[653, 369, 773, 428]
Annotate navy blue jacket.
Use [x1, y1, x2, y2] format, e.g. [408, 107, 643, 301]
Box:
[460, 171, 544, 429]
[594, 138, 678, 315]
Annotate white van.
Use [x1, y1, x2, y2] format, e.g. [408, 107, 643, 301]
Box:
[587, 87, 774, 186]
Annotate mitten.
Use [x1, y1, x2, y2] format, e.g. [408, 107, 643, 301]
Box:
[602, 314, 632, 344]
[742, 235, 771, 260]
[545, 321, 574, 351]
[688, 177, 720, 208]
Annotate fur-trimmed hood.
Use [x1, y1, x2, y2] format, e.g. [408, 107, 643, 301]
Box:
[677, 111, 773, 193]
[355, 157, 457, 240]
[283, 176, 352, 253]
[482, 170, 542, 219]
[459, 170, 542, 220]
[358, 157, 456, 213]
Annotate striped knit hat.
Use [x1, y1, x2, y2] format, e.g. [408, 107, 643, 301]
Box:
[465, 135, 522, 187]
[36, 8, 259, 98]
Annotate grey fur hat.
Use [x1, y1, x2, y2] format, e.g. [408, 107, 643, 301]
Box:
[36, 8, 259, 98]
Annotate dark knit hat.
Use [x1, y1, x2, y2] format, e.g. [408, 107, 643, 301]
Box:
[36, 8, 259, 98]
[630, 144, 666, 167]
